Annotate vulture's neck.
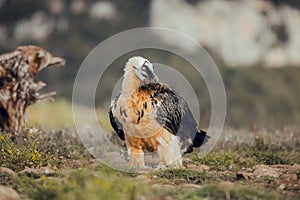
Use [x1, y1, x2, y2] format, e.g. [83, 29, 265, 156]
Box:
[122, 70, 141, 95]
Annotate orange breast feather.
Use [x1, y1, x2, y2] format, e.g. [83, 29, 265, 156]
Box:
[126, 126, 174, 153]
[115, 89, 174, 152]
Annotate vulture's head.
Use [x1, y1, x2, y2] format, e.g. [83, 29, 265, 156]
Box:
[124, 56, 159, 83]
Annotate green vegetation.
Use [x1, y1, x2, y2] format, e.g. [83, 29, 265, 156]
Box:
[245, 150, 300, 165]
[27, 99, 74, 129]
[1, 126, 299, 199]
[193, 152, 257, 171]
[0, 1, 299, 199]
[163, 184, 285, 200]
[0, 131, 47, 172]
[10, 170, 287, 200]
[1, 1, 300, 130]
[0, 128, 91, 172]
[152, 169, 221, 184]
[192, 149, 299, 172]
[1, 103, 299, 199]
[18, 169, 148, 200]
[191, 131, 300, 172]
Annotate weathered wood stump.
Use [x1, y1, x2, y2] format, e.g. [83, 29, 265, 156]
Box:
[0, 45, 65, 133]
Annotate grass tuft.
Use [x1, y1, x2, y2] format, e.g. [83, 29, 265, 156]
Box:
[0, 128, 91, 172]
[192, 152, 257, 171]
[18, 169, 149, 200]
[152, 169, 220, 184]
[0, 130, 46, 172]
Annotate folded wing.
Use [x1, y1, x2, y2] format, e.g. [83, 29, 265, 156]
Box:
[109, 94, 125, 141]
[142, 82, 209, 153]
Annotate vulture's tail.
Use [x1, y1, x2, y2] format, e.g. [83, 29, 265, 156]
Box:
[193, 130, 210, 148]
[184, 130, 210, 154]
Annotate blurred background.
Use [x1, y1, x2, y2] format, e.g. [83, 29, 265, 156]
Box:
[0, 0, 299, 130]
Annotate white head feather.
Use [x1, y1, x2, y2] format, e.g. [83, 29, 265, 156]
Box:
[124, 56, 157, 82]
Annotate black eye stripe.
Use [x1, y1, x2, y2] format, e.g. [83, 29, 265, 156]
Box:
[143, 67, 154, 79]
[136, 60, 155, 79]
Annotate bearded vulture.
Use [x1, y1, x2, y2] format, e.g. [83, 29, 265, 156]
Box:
[109, 56, 209, 168]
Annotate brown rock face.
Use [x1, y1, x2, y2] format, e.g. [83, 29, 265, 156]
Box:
[0, 185, 20, 200]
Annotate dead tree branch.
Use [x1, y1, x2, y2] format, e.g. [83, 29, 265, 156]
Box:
[0, 45, 65, 133]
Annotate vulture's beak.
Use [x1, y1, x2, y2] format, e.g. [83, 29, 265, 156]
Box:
[152, 73, 159, 82]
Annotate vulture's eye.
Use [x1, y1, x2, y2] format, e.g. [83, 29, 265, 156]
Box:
[141, 65, 147, 71]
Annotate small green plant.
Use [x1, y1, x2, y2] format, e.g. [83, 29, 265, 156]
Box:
[152, 169, 220, 184]
[19, 169, 149, 200]
[0, 128, 92, 172]
[1, 126, 299, 199]
[245, 150, 300, 165]
[193, 152, 257, 171]
[161, 184, 285, 200]
[0, 131, 46, 172]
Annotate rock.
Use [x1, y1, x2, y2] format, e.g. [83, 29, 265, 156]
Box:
[280, 174, 298, 181]
[0, 185, 20, 200]
[173, 178, 186, 185]
[38, 167, 56, 177]
[198, 164, 211, 171]
[278, 184, 286, 190]
[0, 167, 16, 179]
[18, 168, 40, 178]
[221, 170, 236, 178]
[186, 163, 197, 168]
[135, 175, 152, 183]
[151, 0, 300, 67]
[182, 157, 193, 163]
[271, 164, 290, 168]
[152, 175, 158, 179]
[270, 164, 289, 173]
[253, 165, 281, 177]
[287, 164, 300, 174]
[236, 171, 253, 181]
[242, 168, 253, 173]
[186, 164, 210, 171]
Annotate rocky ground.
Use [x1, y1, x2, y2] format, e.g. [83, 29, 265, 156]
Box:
[0, 128, 299, 199]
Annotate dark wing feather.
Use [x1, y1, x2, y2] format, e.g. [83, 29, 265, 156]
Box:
[177, 98, 210, 153]
[141, 82, 181, 134]
[109, 94, 125, 141]
[141, 82, 209, 153]
[155, 90, 182, 135]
